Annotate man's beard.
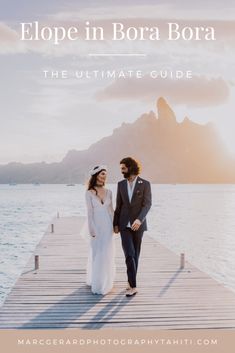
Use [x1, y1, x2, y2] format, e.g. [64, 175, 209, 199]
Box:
[122, 171, 131, 179]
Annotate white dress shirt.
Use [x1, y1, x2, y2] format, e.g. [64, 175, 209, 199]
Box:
[126, 176, 137, 227]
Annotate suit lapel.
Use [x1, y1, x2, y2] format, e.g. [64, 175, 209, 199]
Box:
[123, 179, 130, 204]
[122, 176, 140, 204]
[130, 176, 139, 203]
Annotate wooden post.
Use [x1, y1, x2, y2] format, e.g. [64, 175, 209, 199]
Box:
[51, 224, 54, 233]
[180, 253, 185, 269]
[35, 255, 39, 270]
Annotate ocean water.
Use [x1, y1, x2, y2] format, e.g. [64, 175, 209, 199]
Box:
[0, 184, 235, 306]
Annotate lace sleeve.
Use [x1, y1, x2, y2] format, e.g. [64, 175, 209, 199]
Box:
[85, 191, 96, 237]
[108, 189, 114, 219]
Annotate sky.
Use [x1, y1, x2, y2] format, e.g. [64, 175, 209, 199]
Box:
[0, 0, 235, 164]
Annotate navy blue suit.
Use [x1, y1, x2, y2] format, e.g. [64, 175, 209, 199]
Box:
[113, 176, 152, 288]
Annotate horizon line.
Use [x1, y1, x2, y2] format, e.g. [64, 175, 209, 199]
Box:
[88, 53, 147, 57]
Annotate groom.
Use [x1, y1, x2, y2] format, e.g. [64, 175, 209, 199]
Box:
[113, 157, 152, 297]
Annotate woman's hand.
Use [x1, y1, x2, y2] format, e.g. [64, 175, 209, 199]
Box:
[114, 226, 119, 234]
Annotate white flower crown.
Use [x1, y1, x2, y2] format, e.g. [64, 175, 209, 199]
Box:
[89, 165, 107, 176]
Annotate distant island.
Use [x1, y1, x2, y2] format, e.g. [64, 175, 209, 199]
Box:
[1, 97, 235, 183]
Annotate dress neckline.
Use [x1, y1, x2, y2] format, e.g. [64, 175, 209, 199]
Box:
[89, 189, 108, 205]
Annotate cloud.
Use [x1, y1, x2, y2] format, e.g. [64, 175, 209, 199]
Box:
[96, 75, 230, 108]
[0, 22, 26, 54]
[49, 3, 235, 21]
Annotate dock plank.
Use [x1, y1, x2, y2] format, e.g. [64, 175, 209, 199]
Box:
[1, 216, 235, 329]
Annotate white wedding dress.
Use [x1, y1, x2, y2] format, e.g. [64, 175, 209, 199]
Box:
[85, 189, 115, 295]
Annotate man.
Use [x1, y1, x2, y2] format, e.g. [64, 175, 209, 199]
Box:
[113, 157, 152, 297]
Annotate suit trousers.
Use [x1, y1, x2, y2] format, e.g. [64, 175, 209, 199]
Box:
[120, 227, 144, 288]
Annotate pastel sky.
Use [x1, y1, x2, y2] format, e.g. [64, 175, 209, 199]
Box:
[0, 0, 235, 164]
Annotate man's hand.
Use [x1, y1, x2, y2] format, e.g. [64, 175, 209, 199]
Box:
[114, 226, 119, 234]
[131, 219, 141, 231]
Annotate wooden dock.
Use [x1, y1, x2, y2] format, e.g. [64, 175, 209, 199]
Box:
[1, 216, 235, 329]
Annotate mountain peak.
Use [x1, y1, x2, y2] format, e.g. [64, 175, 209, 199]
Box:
[157, 97, 176, 124]
[0, 97, 234, 183]
[182, 116, 191, 124]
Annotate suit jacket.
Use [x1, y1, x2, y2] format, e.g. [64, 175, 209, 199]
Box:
[113, 176, 152, 231]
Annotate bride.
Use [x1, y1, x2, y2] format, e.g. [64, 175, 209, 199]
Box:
[85, 165, 115, 295]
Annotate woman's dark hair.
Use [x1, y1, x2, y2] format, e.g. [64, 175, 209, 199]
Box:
[88, 168, 106, 194]
[120, 157, 141, 175]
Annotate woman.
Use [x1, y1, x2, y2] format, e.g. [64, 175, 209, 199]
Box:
[85, 165, 115, 295]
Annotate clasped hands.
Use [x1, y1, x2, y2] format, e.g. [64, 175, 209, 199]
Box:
[114, 219, 141, 233]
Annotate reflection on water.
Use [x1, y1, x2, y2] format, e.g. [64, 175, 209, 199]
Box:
[0, 184, 235, 305]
